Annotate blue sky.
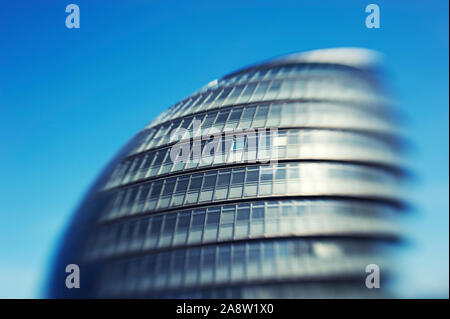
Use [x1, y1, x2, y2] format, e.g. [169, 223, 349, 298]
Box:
[0, 0, 448, 298]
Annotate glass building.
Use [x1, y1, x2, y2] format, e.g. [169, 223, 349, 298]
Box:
[47, 48, 406, 298]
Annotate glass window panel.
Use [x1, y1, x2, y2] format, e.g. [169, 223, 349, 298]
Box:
[243, 184, 257, 197]
[221, 205, 235, 224]
[264, 80, 282, 100]
[188, 173, 203, 190]
[147, 216, 163, 248]
[150, 181, 163, 198]
[138, 184, 151, 202]
[236, 83, 257, 104]
[266, 104, 282, 127]
[170, 250, 185, 286]
[237, 204, 250, 221]
[161, 178, 176, 195]
[173, 211, 190, 245]
[251, 81, 269, 101]
[260, 166, 273, 182]
[175, 176, 189, 193]
[217, 246, 231, 282]
[231, 244, 246, 280]
[275, 166, 287, 180]
[185, 249, 201, 285]
[203, 172, 217, 188]
[251, 203, 265, 235]
[262, 241, 277, 276]
[215, 110, 230, 124]
[238, 106, 256, 129]
[129, 220, 148, 251]
[159, 214, 176, 247]
[228, 107, 243, 121]
[214, 187, 228, 200]
[217, 170, 231, 186]
[188, 209, 205, 243]
[200, 246, 216, 283]
[204, 207, 220, 241]
[247, 242, 261, 278]
[231, 168, 245, 184]
[252, 105, 269, 127]
[245, 167, 259, 183]
[199, 189, 214, 202]
[225, 85, 245, 105]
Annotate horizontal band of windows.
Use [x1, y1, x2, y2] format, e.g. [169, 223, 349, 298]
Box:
[105, 130, 404, 190]
[99, 195, 407, 227]
[86, 199, 401, 262]
[218, 62, 378, 90]
[147, 77, 389, 130]
[94, 237, 390, 297]
[134, 278, 387, 298]
[129, 125, 403, 163]
[100, 162, 403, 222]
[141, 99, 397, 154]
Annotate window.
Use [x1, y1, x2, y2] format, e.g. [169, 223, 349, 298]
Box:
[159, 214, 176, 247]
[158, 178, 176, 208]
[252, 105, 269, 127]
[185, 249, 201, 285]
[251, 203, 264, 235]
[229, 107, 243, 121]
[213, 110, 230, 131]
[244, 167, 258, 197]
[134, 219, 149, 248]
[215, 170, 231, 200]
[247, 242, 261, 278]
[150, 181, 163, 198]
[251, 81, 269, 101]
[172, 176, 188, 206]
[170, 250, 185, 286]
[235, 204, 250, 238]
[265, 80, 282, 100]
[203, 172, 217, 188]
[231, 245, 246, 280]
[173, 211, 190, 245]
[155, 252, 170, 287]
[200, 246, 216, 283]
[259, 166, 273, 195]
[217, 246, 231, 282]
[217, 170, 231, 186]
[275, 166, 287, 180]
[188, 209, 205, 244]
[266, 104, 282, 127]
[225, 108, 243, 131]
[246, 167, 259, 183]
[262, 241, 277, 277]
[175, 177, 189, 192]
[146, 216, 163, 248]
[229, 168, 245, 198]
[231, 168, 245, 184]
[266, 204, 279, 234]
[204, 207, 220, 241]
[214, 87, 233, 107]
[236, 83, 257, 104]
[238, 106, 256, 129]
[219, 206, 235, 239]
[226, 85, 245, 105]
[188, 174, 203, 190]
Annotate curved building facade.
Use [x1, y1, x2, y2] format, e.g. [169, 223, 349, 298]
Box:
[48, 48, 406, 298]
